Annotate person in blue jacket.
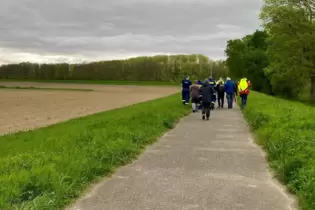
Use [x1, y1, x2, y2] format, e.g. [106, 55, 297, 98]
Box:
[181, 76, 192, 105]
[224, 77, 236, 109]
[197, 79, 203, 86]
[208, 76, 217, 109]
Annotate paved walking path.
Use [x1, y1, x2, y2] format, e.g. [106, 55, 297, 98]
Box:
[68, 107, 297, 210]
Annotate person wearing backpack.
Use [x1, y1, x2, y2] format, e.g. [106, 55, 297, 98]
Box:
[224, 77, 235, 109]
[196, 79, 203, 110]
[216, 78, 225, 108]
[237, 77, 251, 109]
[190, 80, 201, 112]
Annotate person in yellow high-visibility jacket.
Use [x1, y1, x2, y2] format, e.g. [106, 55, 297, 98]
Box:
[216, 77, 224, 84]
[237, 78, 251, 109]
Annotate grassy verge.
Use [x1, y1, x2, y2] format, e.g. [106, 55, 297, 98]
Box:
[239, 91, 315, 210]
[0, 93, 189, 210]
[0, 79, 178, 86]
[0, 85, 93, 92]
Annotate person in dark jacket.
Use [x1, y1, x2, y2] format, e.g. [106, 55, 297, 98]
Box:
[197, 79, 203, 86]
[200, 79, 215, 120]
[181, 76, 192, 105]
[216, 79, 225, 108]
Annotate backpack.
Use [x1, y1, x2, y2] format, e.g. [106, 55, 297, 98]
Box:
[217, 83, 224, 93]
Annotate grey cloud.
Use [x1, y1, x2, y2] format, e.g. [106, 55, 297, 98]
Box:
[0, 0, 262, 63]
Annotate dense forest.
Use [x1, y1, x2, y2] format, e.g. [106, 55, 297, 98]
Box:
[225, 0, 315, 102]
[0, 54, 228, 82]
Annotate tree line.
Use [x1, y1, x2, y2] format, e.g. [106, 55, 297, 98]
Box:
[225, 0, 315, 102]
[0, 54, 228, 82]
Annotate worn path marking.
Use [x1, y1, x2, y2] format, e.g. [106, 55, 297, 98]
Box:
[67, 106, 297, 210]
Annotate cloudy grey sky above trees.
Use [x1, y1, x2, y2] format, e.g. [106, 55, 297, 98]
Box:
[0, 0, 262, 64]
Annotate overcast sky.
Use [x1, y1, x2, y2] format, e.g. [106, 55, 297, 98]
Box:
[0, 0, 263, 64]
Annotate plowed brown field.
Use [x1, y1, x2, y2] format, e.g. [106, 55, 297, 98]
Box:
[0, 82, 179, 135]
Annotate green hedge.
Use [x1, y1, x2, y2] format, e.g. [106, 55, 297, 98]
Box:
[0, 93, 190, 209]
[240, 91, 315, 210]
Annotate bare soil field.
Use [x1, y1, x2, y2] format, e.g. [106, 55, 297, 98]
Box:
[0, 82, 180, 135]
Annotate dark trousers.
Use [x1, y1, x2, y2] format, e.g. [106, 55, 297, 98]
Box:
[226, 93, 234, 108]
[217, 93, 225, 108]
[182, 89, 190, 104]
[198, 96, 203, 109]
[240, 94, 248, 109]
[202, 102, 211, 119]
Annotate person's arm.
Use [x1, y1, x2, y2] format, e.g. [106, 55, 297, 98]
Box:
[210, 86, 216, 99]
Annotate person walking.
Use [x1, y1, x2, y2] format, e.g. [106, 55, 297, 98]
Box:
[200, 79, 215, 120]
[181, 76, 192, 105]
[216, 77, 224, 85]
[224, 77, 235, 109]
[190, 81, 201, 112]
[237, 77, 251, 109]
[216, 78, 225, 108]
[197, 79, 203, 87]
[208, 76, 217, 110]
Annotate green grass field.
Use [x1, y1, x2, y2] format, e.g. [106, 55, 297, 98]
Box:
[0, 93, 189, 210]
[0, 85, 93, 91]
[0, 79, 178, 86]
[240, 92, 315, 210]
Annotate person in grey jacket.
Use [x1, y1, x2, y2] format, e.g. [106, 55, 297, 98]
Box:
[200, 79, 215, 120]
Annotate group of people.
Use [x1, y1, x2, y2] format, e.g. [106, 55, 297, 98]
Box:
[181, 76, 251, 120]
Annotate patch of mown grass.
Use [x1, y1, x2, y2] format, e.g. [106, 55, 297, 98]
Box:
[0, 79, 178, 86]
[0, 93, 190, 210]
[0, 85, 93, 91]
[239, 91, 315, 210]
